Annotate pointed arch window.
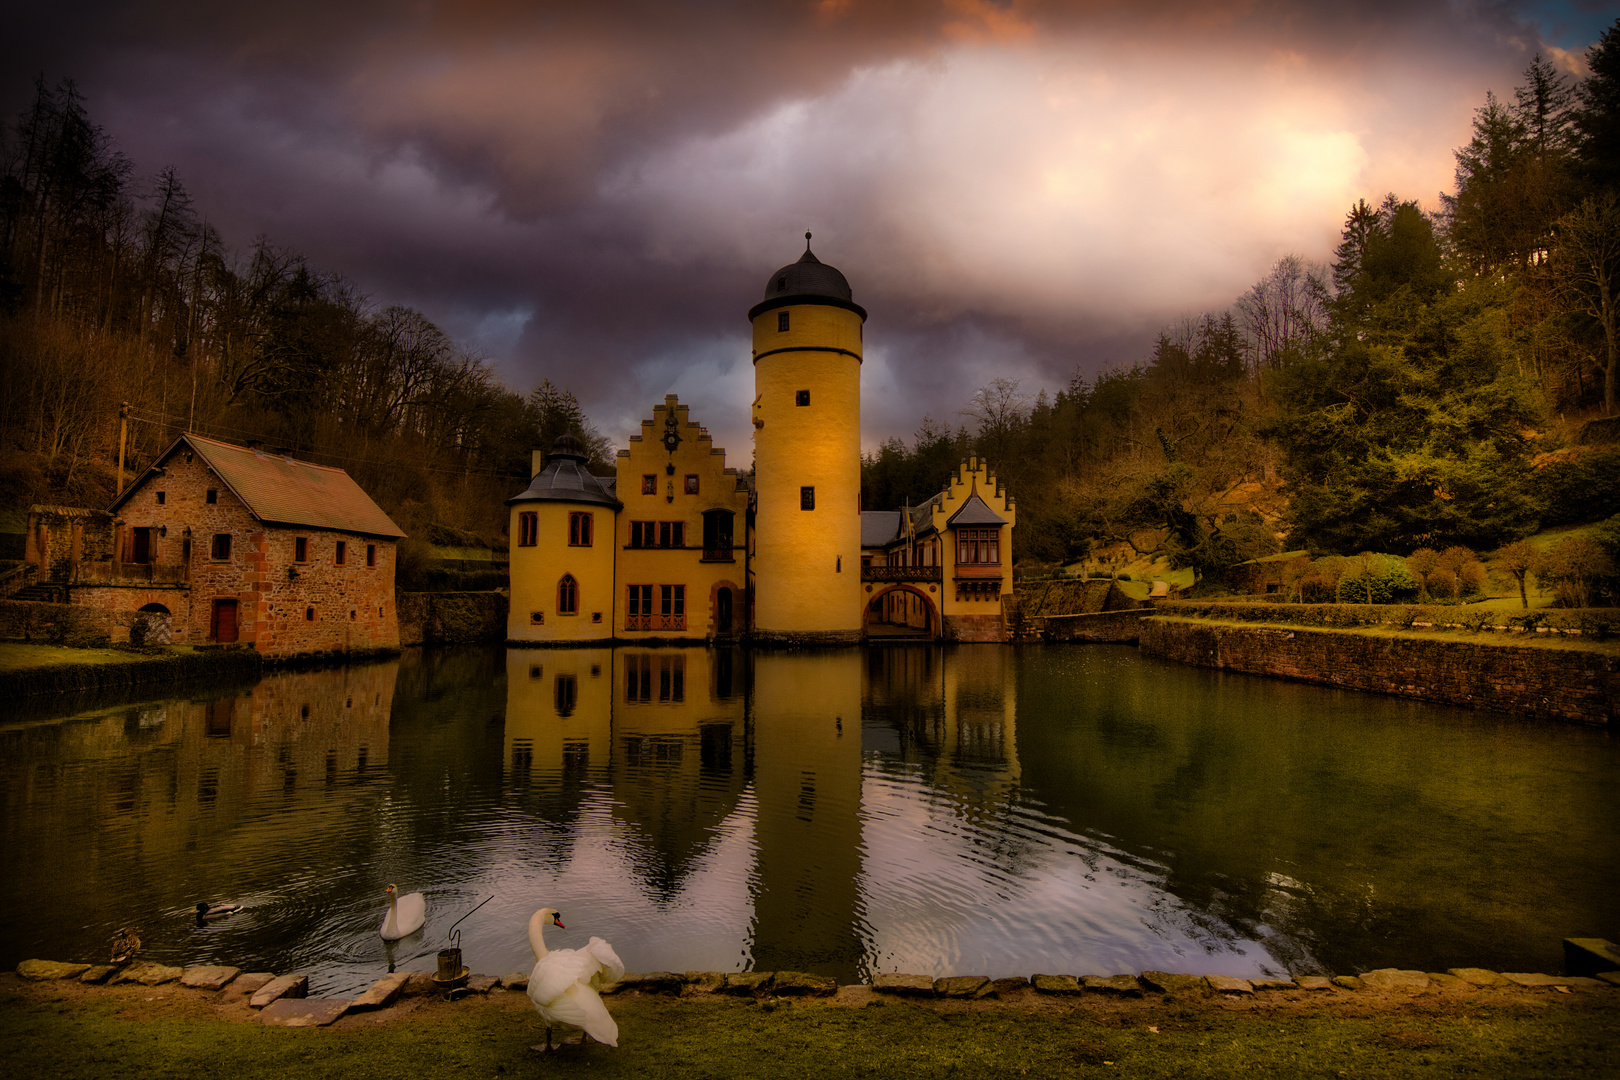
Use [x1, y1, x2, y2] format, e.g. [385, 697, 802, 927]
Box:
[557, 574, 579, 616]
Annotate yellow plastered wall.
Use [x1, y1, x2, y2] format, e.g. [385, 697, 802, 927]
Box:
[508, 501, 617, 642]
[751, 302, 864, 636]
[928, 457, 1017, 618]
[615, 396, 749, 639]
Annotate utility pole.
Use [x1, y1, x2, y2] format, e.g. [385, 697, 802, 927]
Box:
[116, 402, 130, 497]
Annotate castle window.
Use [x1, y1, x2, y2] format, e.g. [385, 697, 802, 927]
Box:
[518, 513, 538, 546]
[630, 521, 654, 548]
[206, 489, 217, 504]
[569, 512, 593, 546]
[367, 544, 377, 567]
[335, 541, 346, 565]
[156, 491, 165, 504]
[795, 390, 810, 406]
[642, 474, 656, 495]
[661, 584, 685, 619]
[659, 521, 684, 548]
[800, 486, 815, 511]
[684, 474, 698, 495]
[778, 310, 790, 331]
[957, 528, 999, 565]
[557, 574, 578, 615]
[628, 584, 653, 617]
[211, 533, 232, 560]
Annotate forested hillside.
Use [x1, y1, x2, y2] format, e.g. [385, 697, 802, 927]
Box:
[866, 33, 1620, 592]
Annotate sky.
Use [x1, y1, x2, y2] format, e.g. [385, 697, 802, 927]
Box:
[5, 1, 1616, 454]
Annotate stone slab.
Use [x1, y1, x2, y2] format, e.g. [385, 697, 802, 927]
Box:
[935, 976, 992, 999]
[79, 965, 117, 985]
[774, 971, 837, 997]
[180, 965, 241, 991]
[401, 972, 437, 997]
[16, 960, 91, 981]
[1139, 971, 1206, 995]
[1249, 978, 1297, 991]
[991, 977, 1030, 993]
[466, 975, 499, 994]
[349, 973, 409, 1011]
[114, 962, 183, 986]
[723, 972, 774, 995]
[1447, 968, 1509, 987]
[1332, 976, 1364, 991]
[1205, 975, 1253, 995]
[233, 973, 275, 993]
[1359, 968, 1429, 991]
[499, 972, 530, 991]
[684, 971, 725, 993]
[1426, 973, 1468, 990]
[1082, 975, 1143, 996]
[1031, 974, 1082, 995]
[259, 997, 348, 1027]
[873, 974, 936, 997]
[249, 973, 309, 1009]
[618, 972, 683, 995]
[1501, 972, 1578, 988]
[1563, 938, 1620, 978]
[1294, 976, 1332, 991]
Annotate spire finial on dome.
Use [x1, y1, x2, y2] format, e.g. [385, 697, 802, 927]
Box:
[805, 231, 812, 251]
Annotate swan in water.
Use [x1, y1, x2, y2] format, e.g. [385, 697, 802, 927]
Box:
[195, 902, 242, 921]
[526, 908, 624, 1052]
[380, 884, 426, 940]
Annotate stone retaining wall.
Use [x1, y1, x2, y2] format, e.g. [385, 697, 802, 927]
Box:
[1036, 610, 1147, 643]
[399, 591, 508, 646]
[1140, 616, 1619, 725]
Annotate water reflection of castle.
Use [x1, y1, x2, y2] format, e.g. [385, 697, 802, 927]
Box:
[504, 645, 1020, 979]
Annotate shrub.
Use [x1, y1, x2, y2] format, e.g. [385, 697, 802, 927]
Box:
[1430, 546, 1487, 603]
[1336, 553, 1419, 604]
[1541, 537, 1616, 608]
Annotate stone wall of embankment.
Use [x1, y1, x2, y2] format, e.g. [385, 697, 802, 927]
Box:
[1139, 616, 1619, 725]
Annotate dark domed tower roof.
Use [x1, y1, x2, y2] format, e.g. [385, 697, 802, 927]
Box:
[506, 436, 622, 509]
[749, 233, 866, 321]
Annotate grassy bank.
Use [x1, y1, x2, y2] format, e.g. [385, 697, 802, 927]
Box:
[0, 642, 263, 698]
[2, 976, 1616, 1080]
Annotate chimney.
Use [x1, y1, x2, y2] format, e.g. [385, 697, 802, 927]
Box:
[532, 449, 545, 477]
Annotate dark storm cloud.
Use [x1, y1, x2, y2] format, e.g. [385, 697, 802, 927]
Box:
[3, 1, 1595, 451]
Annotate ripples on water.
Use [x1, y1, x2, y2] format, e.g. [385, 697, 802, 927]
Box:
[1, 643, 1615, 996]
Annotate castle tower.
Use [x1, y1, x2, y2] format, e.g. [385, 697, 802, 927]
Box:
[749, 235, 865, 643]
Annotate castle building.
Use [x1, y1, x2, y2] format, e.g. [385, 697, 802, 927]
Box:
[507, 238, 1014, 645]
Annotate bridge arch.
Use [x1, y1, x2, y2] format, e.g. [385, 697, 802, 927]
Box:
[863, 583, 938, 640]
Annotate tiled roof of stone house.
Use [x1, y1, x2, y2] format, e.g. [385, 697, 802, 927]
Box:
[111, 434, 406, 539]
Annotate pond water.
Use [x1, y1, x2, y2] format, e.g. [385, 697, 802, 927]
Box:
[1, 643, 1614, 997]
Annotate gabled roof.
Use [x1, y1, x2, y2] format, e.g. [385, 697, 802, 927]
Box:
[945, 492, 1007, 527]
[860, 511, 902, 548]
[112, 433, 406, 538]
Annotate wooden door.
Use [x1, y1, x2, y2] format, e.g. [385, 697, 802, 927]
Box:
[212, 599, 239, 643]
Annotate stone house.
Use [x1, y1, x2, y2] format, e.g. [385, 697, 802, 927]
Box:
[33, 433, 406, 656]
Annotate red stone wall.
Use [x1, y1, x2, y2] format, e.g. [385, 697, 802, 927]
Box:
[943, 613, 1005, 642]
[102, 450, 399, 656]
[1140, 616, 1618, 725]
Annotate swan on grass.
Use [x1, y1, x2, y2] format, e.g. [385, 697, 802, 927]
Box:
[380, 884, 426, 940]
[526, 908, 624, 1052]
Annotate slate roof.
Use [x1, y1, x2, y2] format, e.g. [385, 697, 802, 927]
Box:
[749, 235, 867, 320]
[945, 492, 1008, 527]
[860, 511, 902, 548]
[506, 441, 622, 509]
[114, 434, 406, 538]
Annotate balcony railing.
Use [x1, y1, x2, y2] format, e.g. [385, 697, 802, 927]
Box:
[861, 564, 943, 583]
[700, 547, 734, 562]
[625, 613, 687, 632]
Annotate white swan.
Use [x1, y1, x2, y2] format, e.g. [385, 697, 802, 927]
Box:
[380, 884, 426, 939]
[526, 908, 624, 1052]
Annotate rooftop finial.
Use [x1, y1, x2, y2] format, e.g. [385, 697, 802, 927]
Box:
[805, 230, 812, 252]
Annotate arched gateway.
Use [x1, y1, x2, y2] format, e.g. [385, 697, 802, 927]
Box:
[863, 583, 937, 640]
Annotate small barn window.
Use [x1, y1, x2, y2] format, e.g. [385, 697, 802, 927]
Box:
[294, 537, 308, 562]
[335, 541, 346, 565]
[206, 489, 217, 504]
[211, 533, 232, 560]
[156, 491, 166, 504]
[305, 607, 315, 621]
[367, 544, 376, 567]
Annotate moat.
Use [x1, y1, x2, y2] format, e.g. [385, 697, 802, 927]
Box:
[2, 643, 1614, 997]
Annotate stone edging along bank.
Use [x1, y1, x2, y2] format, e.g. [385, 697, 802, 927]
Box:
[15, 951, 1620, 1028]
[1139, 616, 1619, 725]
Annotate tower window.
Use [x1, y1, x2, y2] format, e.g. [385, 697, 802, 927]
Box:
[795, 390, 810, 407]
[557, 574, 578, 615]
[776, 277, 786, 292]
[801, 486, 815, 511]
[518, 513, 537, 546]
[569, 512, 593, 546]
[778, 310, 790, 331]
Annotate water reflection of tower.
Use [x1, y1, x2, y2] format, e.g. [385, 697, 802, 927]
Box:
[748, 650, 865, 981]
[503, 649, 614, 829]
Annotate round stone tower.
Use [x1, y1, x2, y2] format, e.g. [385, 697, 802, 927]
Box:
[749, 234, 865, 643]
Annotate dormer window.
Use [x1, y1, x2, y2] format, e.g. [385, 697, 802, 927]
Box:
[776, 277, 786, 292]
